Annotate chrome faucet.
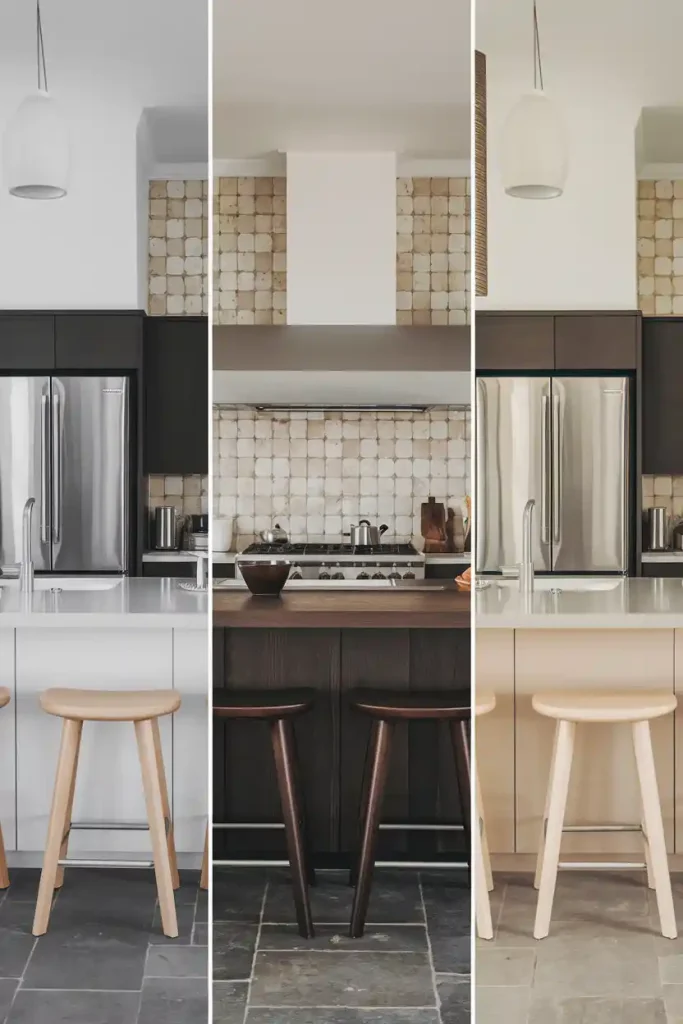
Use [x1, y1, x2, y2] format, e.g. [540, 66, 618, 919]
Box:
[0, 498, 35, 591]
[520, 498, 535, 594]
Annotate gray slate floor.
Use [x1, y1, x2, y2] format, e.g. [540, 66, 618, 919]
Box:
[0, 866, 207, 1023]
[213, 867, 470, 1024]
[477, 870, 683, 1023]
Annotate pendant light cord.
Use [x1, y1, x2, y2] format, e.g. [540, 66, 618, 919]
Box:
[36, 0, 48, 92]
[533, 0, 544, 91]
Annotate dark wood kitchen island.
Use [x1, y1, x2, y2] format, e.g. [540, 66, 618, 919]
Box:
[213, 585, 471, 866]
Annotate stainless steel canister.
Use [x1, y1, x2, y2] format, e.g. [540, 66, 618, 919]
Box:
[648, 506, 669, 551]
[154, 506, 178, 550]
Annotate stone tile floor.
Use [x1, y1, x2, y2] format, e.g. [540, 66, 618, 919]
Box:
[476, 871, 683, 1023]
[213, 867, 470, 1023]
[0, 866, 207, 1023]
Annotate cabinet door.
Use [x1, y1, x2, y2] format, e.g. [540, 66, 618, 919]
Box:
[143, 561, 196, 579]
[171, 630, 209, 853]
[643, 319, 683, 474]
[642, 562, 683, 578]
[0, 633, 16, 852]
[476, 630, 515, 854]
[555, 314, 638, 370]
[0, 315, 54, 369]
[55, 314, 143, 369]
[476, 314, 554, 371]
[144, 317, 208, 475]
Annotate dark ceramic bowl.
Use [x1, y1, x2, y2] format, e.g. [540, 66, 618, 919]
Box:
[240, 560, 291, 597]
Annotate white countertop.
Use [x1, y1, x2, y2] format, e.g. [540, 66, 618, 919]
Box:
[476, 577, 683, 629]
[641, 551, 683, 562]
[143, 551, 206, 562]
[0, 577, 207, 628]
[209, 551, 469, 565]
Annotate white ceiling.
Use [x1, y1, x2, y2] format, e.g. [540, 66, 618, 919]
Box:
[213, 0, 470, 160]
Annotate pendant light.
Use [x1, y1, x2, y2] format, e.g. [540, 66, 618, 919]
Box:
[500, 0, 567, 199]
[3, 0, 69, 199]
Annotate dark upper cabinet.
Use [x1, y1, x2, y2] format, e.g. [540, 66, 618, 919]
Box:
[0, 315, 55, 369]
[144, 316, 208, 475]
[554, 314, 638, 370]
[642, 318, 683, 474]
[476, 314, 554, 371]
[55, 314, 143, 369]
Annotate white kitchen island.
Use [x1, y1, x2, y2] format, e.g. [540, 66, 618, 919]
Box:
[0, 578, 208, 865]
[476, 577, 683, 865]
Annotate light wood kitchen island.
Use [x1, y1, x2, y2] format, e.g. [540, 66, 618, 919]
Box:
[477, 577, 683, 865]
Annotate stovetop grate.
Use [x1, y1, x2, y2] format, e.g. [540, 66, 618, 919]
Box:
[241, 542, 421, 557]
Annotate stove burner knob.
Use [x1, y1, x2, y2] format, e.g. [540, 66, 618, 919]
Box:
[403, 570, 416, 579]
[290, 566, 303, 579]
[319, 564, 331, 580]
[388, 563, 402, 580]
[372, 571, 386, 580]
[357, 571, 370, 580]
[332, 571, 345, 580]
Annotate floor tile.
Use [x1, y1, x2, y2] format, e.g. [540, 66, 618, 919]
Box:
[245, 1010, 441, 1023]
[137, 977, 208, 1024]
[421, 873, 471, 973]
[474, 986, 531, 1024]
[533, 936, 660, 999]
[663, 983, 683, 1018]
[258, 923, 429, 953]
[437, 975, 470, 1024]
[0, 980, 19, 1019]
[193, 922, 208, 945]
[213, 921, 258, 981]
[1, 868, 41, 903]
[145, 944, 208, 978]
[6, 988, 138, 1023]
[149, 902, 196, 944]
[249, 950, 435, 1007]
[23, 920, 149, 991]
[502, 871, 650, 922]
[213, 870, 267, 923]
[195, 887, 208, 923]
[527, 995, 667, 1022]
[0, 903, 38, 979]
[213, 980, 249, 1024]
[263, 870, 423, 926]
[476, 946, 536, 987]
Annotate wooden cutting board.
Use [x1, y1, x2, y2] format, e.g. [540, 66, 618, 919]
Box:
[421, 496, 447, 553]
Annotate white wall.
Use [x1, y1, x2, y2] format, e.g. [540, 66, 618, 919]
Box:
[286, 152, 397, 324]
[479, 63, 641, 310]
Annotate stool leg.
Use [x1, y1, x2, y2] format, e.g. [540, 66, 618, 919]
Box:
[475, 766, 493, 892]
[151, 718, 180, 890]
[200, 826, 209, 891]
[135, 719, 178, 939]
[33, 718, 82, 936]
[54, 720, 84, 890]
[450, 718, 472, 865]
[350, 721, 378, 888]
[0, 825, 9, 890]
[632, 720, 677, 939]
[270, 718, 314, 939]
[534, 720, 560, 890]
[642, 817, 655, 890]
[474, 788, 493, 940]
[290, 725, 316, 888]
[349, 719, 393, 939]
[534, 719, 575, 940]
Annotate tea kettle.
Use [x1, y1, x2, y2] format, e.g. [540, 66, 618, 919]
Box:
[347, 520, 389, 546]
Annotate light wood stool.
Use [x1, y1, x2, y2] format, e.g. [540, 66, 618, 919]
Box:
[475, 690, 496, 940]
[532, 690, 677, 940]
[33, 688, 181, 938]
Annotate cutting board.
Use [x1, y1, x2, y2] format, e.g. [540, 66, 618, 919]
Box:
[421, 496, 447, 553]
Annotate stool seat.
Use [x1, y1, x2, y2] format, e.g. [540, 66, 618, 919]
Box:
[213, 688, 315, 719]
[40, 688, 181, 722]
[475, 690, 496, 717]
[532, 690, 677, 724]
[349, 688, 470, 720]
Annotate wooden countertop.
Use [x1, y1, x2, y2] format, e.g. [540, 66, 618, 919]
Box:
[213, 587, 470, 629]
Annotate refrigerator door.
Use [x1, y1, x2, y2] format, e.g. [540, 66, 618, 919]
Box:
[551, 377, 629, 572]
[0, 377, 51, 570]
[51, 377, 129, 572]
[476, 376, 552, 573]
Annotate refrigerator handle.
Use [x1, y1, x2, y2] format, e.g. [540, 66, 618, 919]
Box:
[40, 393, 50, 544]
[541, 394, 550, 544]
[52, 389, 61, 543]
[552, 393, 561, 544]
[475, 380, 485, 569]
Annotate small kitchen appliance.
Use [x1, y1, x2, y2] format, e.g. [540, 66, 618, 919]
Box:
[235, 541, 425, 582]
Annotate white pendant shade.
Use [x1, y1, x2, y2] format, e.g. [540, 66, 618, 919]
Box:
[3, 89, 69, 199]
[500, 89, 567, 199]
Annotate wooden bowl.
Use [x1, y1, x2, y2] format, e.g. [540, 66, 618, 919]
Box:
[240, 561, 291, 597]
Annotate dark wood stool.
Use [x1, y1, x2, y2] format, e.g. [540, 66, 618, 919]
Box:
[348, 687, 471, 938]
[213, 688, 317, 938]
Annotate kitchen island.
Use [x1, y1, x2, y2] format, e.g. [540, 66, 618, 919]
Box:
[213, 581, 470, 865]
[0, 578, 207, 864]
[476, 577, 683, 864]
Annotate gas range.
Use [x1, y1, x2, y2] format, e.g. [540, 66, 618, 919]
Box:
[236, 542, 425, 581]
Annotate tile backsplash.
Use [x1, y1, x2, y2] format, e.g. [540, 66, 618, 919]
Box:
[637, 179, 683, 315]
[642, 474, 683, 518]
[213, 175, 470, 326]
[148, 179, 209, 316]
[147, 474, 209, 516]
[214, 407, 470, 550]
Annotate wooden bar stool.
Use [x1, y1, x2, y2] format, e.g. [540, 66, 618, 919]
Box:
[33, 688, 181, 938]
[0, 688, 11, 891]
[213, 688, 317, 938]
[532, 690, 677, 940]
[475, 690, 496, 940]
[348, 688, 471, 939]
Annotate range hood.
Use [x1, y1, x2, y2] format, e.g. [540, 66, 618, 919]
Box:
[213, 326, 471, 407]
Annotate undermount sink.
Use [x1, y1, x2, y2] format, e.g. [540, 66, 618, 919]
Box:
[0, 577, 122, 591]
[494, 577, 622, 592]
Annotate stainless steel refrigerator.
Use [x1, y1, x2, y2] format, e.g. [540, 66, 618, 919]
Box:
[476, 376, 630, 574]
[0, 376, 130, 572]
